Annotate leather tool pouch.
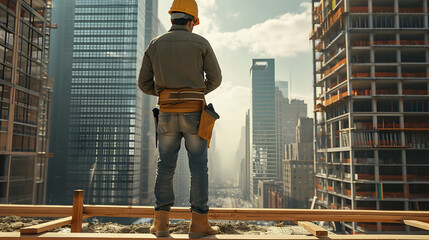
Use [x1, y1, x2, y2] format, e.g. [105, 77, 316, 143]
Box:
[198, 103, 220, 148]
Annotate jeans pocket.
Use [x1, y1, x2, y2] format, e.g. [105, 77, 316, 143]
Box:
[158, 114, 171, 135]
[180, 112, 201, 135]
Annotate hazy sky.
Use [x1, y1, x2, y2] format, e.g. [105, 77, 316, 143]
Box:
[157, 0, 313, 176]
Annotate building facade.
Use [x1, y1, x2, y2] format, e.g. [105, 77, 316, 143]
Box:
[0, 0, 53, 204]
[275, 88, 308, 183]
[311, 0, 429, 233]
[283, 117, 314, 209]
[48, 0, 161, 205]
[250, 59, 277, 203]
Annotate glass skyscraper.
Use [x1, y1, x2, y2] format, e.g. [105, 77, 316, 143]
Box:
[250, 59, 277, 200]
[48, 0, 160, 205]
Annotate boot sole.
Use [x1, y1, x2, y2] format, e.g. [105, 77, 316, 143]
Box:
[154, 231, 169, 237]
[189, 232, 215, 239]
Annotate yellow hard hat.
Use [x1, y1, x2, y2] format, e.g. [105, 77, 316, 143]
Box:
[169, 0, 199, 26]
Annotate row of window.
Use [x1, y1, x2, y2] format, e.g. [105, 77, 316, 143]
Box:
[73, 37, 136, 43]
[74, 22, 137, 28]
[70, 107, 136, 113]
[74, 29, 137, 35]
[72, 71, 136, 76]
[75, 14, 137, 21]
[72, 63, 137, 69]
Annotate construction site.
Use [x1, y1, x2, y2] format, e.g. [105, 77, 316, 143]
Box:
[311, 0, 429, 234]
[1, 0, 429, 238]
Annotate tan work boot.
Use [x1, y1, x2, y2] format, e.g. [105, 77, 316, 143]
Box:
[189, 212, 220, 239]
[150, 211, 170, 237]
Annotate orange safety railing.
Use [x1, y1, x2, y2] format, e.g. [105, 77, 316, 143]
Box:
[402, 72, 428, 78]
[317, 184, 323, 190]
[379, 175, 403, 181]
[402, 89, 428, 95]
[404, 122, 429, 128]
[357, 174, 375, 180]
[353, 89, 372, 96]
[400, 40, 429, 46]
[407, 175, 429, 181]
[376, 89, 398, 95]
[352, 40, 370, 46]
[349, 7, 368, 13]
[352, 72, 371, 78]
[373, 7, 395, 13]
[345, 189, 352, 196]
[356, 191, 377, 198]
[383, 192, 405, 198]
[327, 186, 334, 192]
[409, 193, 429, 199]
[374, 40, 399, 45]
[377, 123, 401, 129]
[323, 7, 345, 34]
[324, 58, 347, 76]
[398, 7, 424, 13]
[375, 72, 398, 78]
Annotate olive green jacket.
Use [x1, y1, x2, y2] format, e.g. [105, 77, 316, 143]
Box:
[138, 25, 222, 96]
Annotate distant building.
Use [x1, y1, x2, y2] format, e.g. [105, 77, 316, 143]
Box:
[250, 59, 277, 204]
[284, 99, 307, 145]
[275, 81, 289, 99]
[283, 118, 314, 209]
[47, 0, 163, 205]
[239, 110, 251, 200]
[275, 89, 307, 184]
[257, 180, 283, 208]
[0, 0, 53, 204]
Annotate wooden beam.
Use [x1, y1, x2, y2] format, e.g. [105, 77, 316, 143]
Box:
[20, 217, 72, 235]
[71, 190, 84, 233]
[297, 221, 328, 237]
[2, 233, 429, 240]
[20, 215, 91, 235]
[1, 205, 429, 223]
[403, 220, 429, 231]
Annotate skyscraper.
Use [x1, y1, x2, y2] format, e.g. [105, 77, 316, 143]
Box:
[283, 117, 314, 209]
[47, 0, 161, 205]
[275, 81, 289, 99]
[250, 59, 277, 202]
[311, 0, 429, 233]
[0, 0, 53, 204]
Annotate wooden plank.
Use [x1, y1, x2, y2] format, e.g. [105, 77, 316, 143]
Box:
[403, 219, 429, 231]
[20, 217, 72, 235]
[20, 215, 91, 235]
[1, 233, 429, 240]
[297, 221, 328, 237]
[2, 205, 429, 223]
[71, 190, 84, 233]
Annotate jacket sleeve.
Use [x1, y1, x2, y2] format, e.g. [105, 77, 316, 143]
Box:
[138, 49, 157, 96]
[203, 42, 222, 95]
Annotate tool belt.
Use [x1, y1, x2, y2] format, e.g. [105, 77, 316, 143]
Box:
[159, 89, 205, 113]
[156, 89, 220, 148]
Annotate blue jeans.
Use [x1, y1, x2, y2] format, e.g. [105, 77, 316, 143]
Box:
[154, 111, 209, 214]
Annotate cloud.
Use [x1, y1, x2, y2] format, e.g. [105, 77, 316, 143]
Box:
[196, 2, 312, 58]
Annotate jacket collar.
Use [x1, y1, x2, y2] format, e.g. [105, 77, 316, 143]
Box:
[169, 25, 189, 32]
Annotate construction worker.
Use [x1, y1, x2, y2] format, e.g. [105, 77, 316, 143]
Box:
[138, 0, 222, 238]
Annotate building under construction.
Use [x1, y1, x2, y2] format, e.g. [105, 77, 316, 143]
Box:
[311, 0, 429, 234]
[0, 0, 53, 204]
